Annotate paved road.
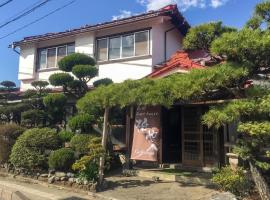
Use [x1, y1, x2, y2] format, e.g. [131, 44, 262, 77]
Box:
[0, 178, 98, 200]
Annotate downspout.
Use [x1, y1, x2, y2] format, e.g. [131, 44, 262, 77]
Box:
[164, 27, 176, 61]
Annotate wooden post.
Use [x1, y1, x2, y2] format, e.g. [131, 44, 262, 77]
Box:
[99, 107, 109, 185]
[124, 106, 132, 169]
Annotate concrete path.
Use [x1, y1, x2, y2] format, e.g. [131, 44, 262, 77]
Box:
[0, 178, 97, 200]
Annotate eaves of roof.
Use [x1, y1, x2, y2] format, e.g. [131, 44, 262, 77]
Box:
[11, 4, 190, 48]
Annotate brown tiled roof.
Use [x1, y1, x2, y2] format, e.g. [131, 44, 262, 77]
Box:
[12, 4, 190, 47]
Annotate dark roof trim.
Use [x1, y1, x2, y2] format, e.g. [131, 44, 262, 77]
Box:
[11, 4, 190, 47]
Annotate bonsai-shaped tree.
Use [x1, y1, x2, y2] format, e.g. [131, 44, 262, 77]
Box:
[49, 53, 98, 98]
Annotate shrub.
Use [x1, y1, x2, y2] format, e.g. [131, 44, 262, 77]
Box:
[70, 134, 95, 154]
[21, 109, 47, 127]
[212, 166, 253, 197]
[48, 148, 75, 171]
[58, 53, 96, 72]
[72, 136, 104, 182]
[43, 93, 67, 124]
[68, 114, 94, 133]
[0, 124, 25, 164]
[59, 130, 75, 143]
[72, 65, 98, 80]
[93, 78, 113, 88]
[49, 73, 74, 87]
[10, 128, 59, 169]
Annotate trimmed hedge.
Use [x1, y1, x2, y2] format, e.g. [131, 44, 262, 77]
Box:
[59, 130, 75, 143]
[10, 128, 59, 169]
[48, 148, 75, 171]
[70, 134, 95, 154]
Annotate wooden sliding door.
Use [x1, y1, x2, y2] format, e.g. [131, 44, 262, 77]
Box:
[182, 107, 203, 166]
[182, 106, 217, 167]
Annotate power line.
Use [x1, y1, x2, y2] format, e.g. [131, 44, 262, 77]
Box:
[0, 0, 52, 29]
[0, 0, 13, 8]
[0, 0, 77, 40]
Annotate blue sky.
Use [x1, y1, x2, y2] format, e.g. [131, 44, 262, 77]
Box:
[0, 0, 261, 86]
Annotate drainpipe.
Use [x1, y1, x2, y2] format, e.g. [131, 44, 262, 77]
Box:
[11, 44, 20, 54]
[164, 27, 176, 61]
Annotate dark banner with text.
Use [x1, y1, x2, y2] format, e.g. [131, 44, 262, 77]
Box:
[131, 106, 161, 162]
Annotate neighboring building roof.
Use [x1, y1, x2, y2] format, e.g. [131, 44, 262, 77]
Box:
[11, 4, 190, 48]
[147, 50, 206, 78]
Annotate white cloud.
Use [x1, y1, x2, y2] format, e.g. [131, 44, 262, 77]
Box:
[210, 0, 228, 8]
[112, 10, 133, 20]
[137, 0, 230, 11]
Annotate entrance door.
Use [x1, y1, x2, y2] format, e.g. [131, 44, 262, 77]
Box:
[182, 106, 217, 167]
[162, 106, 182, 163]
[182, 107, 203, 166]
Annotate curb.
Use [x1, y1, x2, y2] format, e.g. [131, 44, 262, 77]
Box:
[0, 171, 119, 200]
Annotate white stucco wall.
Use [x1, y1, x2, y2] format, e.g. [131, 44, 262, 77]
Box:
[18, 16, 184, 91]
[18, 44, 36, 81]
[97, 58, 152, 83]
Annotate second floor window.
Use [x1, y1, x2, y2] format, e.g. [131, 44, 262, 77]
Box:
[38, 43, 75, 70]
[97, 30, 150, 61]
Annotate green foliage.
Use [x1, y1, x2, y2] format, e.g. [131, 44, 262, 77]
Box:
[77, 63, 248, 111]
[59, 130, 75, 143]
[211, 29, 270, 72]
[49, 73, 74, 87]
[72, 136, 104, 181]
[0, 124, 24, 164]
[0, 81, 16, 89]
[48, 148, 75, 171]
[58, 53, 96, 72]
[212, 166, 253, 197]
[31, 81, 49, 96]
[21, 109, 47, 127]
[183, 21, 236, 51]
[70, 134, 96, 154]
[68, 114, 94, 133]
[93, 78, 113, 88]
[43, 93, 67, 124]
[10, 128, 59, 169]
[238, 121, 270, 137]
[246, 1, 270, 30]
[72, 65, 98, 82]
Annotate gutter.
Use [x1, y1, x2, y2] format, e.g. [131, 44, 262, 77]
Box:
[10, 43, 20, 54]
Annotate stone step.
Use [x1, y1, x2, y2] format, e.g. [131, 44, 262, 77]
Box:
[136, 169, 213, 186]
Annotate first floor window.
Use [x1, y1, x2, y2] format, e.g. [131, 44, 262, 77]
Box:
[37, 43, 75, 70]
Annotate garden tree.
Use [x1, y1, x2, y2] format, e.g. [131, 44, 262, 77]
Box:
[183, 21, 236, 52]
[0, 81, 19, 102]
[43, 93, 67, 125]
[246, 1, 270, 30]
[49, 53, 98, 98]
[76, 63, 248, 184]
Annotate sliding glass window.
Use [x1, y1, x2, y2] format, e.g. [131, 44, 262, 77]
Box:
[96, 30, 150, 61]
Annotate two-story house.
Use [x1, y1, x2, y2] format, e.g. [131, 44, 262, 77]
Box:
[11, 4, 238, 170]
[11, 4, 189, 91]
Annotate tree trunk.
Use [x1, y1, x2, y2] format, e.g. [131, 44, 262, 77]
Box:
[249, 161, 270, 200]
[99, 107, 109, 185]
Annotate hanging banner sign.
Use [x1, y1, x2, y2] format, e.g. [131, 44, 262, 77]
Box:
[131, 106, 161, 162]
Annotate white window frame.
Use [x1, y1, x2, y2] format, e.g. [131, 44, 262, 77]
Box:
[96, 30, 150, 62]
